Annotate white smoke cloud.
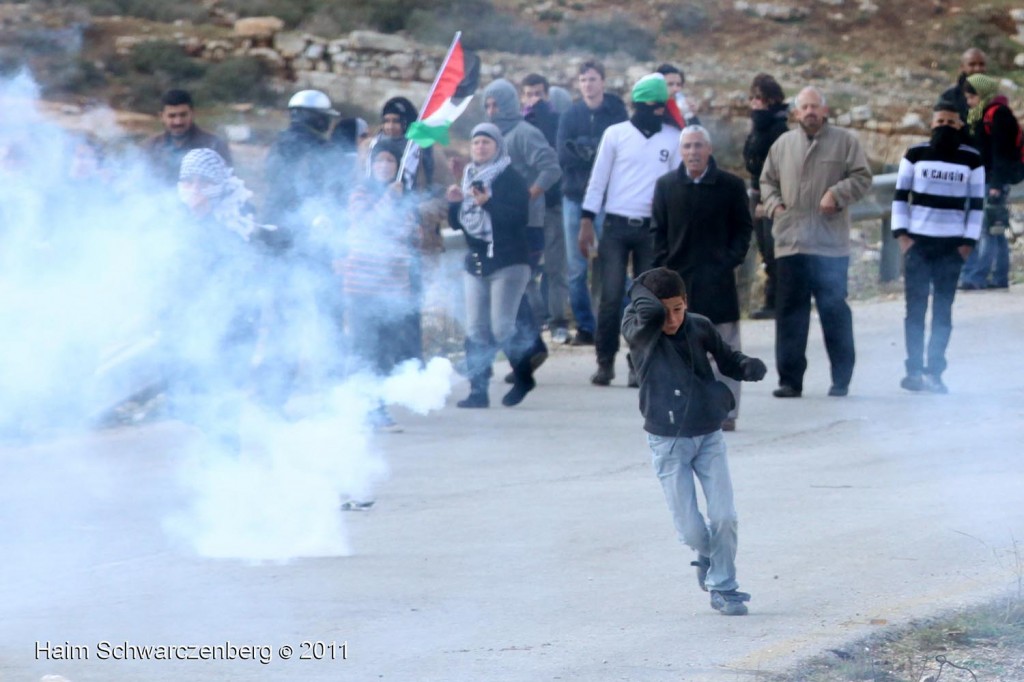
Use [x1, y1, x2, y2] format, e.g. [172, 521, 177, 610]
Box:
[0, 70, 455, 561]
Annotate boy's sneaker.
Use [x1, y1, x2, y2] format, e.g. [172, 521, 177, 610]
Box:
[900, 373, 924, 392]
[710, 589, 750, 616]
[690, 555, 711, 592]
[922, 374, 949, 394]
[551, 327, 570, 344]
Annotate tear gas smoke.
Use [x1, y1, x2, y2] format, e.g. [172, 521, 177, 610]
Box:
[0, 70, 454, 561]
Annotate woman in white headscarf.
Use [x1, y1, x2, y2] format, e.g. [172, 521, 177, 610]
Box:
[446, 123, 533, 408]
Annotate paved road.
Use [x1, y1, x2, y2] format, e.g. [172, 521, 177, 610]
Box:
[3, 288, 1023, 682]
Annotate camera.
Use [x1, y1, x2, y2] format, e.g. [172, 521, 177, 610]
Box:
[471, 180, 485, 193]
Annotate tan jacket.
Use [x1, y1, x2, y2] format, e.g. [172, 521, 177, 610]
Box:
[759, 122, 872, 258]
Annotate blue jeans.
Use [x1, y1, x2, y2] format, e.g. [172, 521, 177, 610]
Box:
[647, 430, 739, 593]
[562, 199, 604, 334]
[960, 189, 1010, 288]
[904, 245, 963, 378]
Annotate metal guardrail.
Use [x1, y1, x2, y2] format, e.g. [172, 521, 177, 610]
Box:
[443, 171, 1011, 284]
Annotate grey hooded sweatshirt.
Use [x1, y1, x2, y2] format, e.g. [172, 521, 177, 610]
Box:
[482, 78, 562, 227]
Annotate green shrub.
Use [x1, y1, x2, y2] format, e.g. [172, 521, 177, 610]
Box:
[56, 0, 209, 22]
[128, 41, 205, 81]
[192, 57, 272, 104]
[43, 56, 107, 94]
[664, 3, 708, 35]
[407, 0, 554, 54]
[559, 12, 655, 60]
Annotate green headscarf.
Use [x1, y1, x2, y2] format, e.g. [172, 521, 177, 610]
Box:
[631, 73, 669, 104]
[965, 73, 1000, 130]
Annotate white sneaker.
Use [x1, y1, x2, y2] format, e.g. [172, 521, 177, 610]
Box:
[551, 327, 570, 344]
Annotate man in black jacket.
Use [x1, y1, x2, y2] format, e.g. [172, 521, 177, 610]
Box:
[556, 60, 628, 345]
[940, 47, 987, 126]
[622, 268, 766, 616]
[144, 89, 232, 185]
[742, 74, 789, 319]
[652, 125, 753, 431]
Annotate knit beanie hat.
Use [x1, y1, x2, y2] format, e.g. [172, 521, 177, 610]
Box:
[471, 122, 504, 145]
[370, 136, 407, 164]
[631, 73, 669, 104]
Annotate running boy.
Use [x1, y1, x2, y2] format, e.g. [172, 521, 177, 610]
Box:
[621, 267, 767, 615]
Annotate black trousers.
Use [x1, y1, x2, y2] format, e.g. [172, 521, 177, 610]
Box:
[903, 245, 963, 378]
[754, 216, 776, 309]
[595, 215, 653, 363]
[775, 254, 855, 391]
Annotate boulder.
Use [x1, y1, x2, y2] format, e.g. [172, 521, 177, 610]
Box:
[304, 42, 325, 61]
[735, 1, 810, 22]
[850, 104, 873, 122]
[233, 16, 285, 39]
[248, 47, 286, 74]
[348, 30, 412, 53]
[274, 30, 308, 58]
[897, 112, 926, 132]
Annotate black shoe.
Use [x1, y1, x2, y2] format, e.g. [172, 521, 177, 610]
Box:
[690, 555, 711, 592]
[710, 589, 750, 616]
[504, 346, 548, 384]
[457, 391, 489, 408]
[772, 385, 801, 398]
[750, 307, 776, 320]
[570, 329, 595, 346]
[828, 385, 849, 397]
[501, 375, 536, 407]
[958, 282, 985, 291]
[590, 362, 614, 386]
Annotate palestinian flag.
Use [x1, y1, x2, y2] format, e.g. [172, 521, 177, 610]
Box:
[405, 33, 480, 148]
[665, 96, 686, 129]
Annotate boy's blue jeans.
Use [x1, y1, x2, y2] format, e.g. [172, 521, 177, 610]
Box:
[647, 430, 739, 593]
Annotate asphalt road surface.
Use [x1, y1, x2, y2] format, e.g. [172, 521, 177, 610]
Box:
[3, 287, 1023, 682]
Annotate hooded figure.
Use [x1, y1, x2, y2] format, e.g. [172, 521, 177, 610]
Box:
[482, 78, 561, 230]
[548, 86, 572, 116]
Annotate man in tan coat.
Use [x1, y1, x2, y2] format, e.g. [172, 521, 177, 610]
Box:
[759, 86, 872, 398]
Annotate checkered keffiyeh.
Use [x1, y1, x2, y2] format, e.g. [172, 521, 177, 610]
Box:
[178, 148, 276, 241]
[179, 148, 229, 191]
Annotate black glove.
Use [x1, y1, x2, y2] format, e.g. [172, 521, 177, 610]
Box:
[741, 357, 767, 382]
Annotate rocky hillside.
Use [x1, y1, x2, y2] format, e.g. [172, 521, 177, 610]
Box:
[5, 0, 1024, 168]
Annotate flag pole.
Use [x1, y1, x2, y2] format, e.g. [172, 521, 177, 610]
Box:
[397, 31, 462, 186]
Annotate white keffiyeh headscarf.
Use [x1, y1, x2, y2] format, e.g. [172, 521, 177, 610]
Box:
[178, 148, 274, 241]
[459, 123, 511, 253]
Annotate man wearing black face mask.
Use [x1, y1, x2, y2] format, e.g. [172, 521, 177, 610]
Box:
[891, 101, 984, 394]
[579, 74, 681, 386]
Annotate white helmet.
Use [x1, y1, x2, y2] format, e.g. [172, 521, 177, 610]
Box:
[287, 89, 339, 116]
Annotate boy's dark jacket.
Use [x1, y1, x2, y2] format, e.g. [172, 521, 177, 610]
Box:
[622, 282, 750, 437]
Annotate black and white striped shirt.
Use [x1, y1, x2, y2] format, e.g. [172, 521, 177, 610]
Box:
[892, 143, 984, 244]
